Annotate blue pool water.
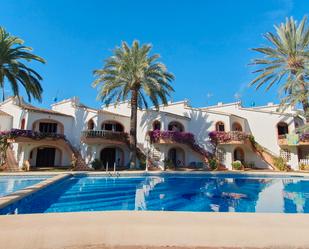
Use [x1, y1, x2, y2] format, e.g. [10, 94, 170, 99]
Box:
[0, 176, 50, 197]
[1, 174, 309, 214]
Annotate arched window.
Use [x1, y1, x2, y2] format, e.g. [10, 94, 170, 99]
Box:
[101, 121, 124, 132]
[232, 122, 242, 132]
[20, 118, 26, 130]
[215, 121, 225, 132]
[168, 121, 184, 132]
[277, 122, 289, 136]
[87, 119, 94, 130]
[153, 120, 161, 131]
[32, 119, 64, 134]
[233, 147, 245, 162]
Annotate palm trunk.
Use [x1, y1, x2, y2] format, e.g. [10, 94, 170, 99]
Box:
[129, 89, 138, 168]
[298, 75, 309, 123]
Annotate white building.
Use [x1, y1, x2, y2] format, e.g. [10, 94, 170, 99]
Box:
[0, 96, 307, 171]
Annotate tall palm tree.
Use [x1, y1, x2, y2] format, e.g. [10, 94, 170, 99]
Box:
[93, 40, 174, 168]
[250, 16, 309, 122]
[0, 27, 45, 102]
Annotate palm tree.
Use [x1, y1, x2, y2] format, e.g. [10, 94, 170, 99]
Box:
[0, 27, 45, 102]
[93, 40, 174, 168]
[250, 16, 309, 122]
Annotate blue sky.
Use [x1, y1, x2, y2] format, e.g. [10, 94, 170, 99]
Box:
[1, 0, 308, 108]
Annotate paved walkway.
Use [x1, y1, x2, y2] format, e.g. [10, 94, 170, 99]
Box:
[0, 211, 309, 249]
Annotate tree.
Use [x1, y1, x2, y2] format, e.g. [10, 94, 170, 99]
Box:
[93, 40, 174, 168]
[0, 27, 45, 102]
[250, 16, 309, 122]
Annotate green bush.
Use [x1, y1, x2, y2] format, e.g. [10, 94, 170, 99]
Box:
[273, 157, 288, 171]
[244, 161, 255, 169]
[232, 160, 243, 170]
[299, 163, 309, 171]
[248, 135, 256, 145]
[163, 159, 174, 170]
[91, 159, 102, 170]
[208, 159, 217, 171]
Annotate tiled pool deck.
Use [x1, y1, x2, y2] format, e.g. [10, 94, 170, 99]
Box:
[0, 171, 309, 249]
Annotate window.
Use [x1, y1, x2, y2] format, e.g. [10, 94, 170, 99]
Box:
[280, 149, 291, 161]
[87, 119, 94, 130]
[102, 122, 124, 132]
[216, 148, 226, 162]
[153, 121, 161, 131]
[39, 122, 57, 133]
[277, 122, 289, 136]
[168, 121, 184, 132]
[215, 122, 225, 132]
[20, 118, 26, 130]
[232, 122, 242, 132]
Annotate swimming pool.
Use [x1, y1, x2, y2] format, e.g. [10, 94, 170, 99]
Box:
[0, 175, 51, 197]
[1, 173, 309, 214]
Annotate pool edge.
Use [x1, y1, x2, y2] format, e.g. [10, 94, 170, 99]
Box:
[0, 173, 71, 210]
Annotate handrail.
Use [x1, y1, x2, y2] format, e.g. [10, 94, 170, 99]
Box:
[82, 130, 129, 142]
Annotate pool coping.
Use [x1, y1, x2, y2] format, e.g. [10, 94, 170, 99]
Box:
[0, 211, 309, 249]
[0, 173, 71, 210]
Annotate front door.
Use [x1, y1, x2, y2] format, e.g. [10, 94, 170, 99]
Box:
[168, 148, 177, 167]
[36, 148, 56, 167]
[100, 148, 116, 169]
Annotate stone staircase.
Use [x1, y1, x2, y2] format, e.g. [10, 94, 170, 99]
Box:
[62, 138, 89, 171]
[3, 146, 19, 172]
[245, 139, 279, 170]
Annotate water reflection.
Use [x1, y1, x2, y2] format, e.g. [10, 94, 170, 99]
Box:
[282, 179, 309, 213]
[2, 175, 309, 214]
[135, 176, 164, 210]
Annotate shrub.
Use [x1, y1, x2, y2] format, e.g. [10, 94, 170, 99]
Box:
[299, 163, 309, 171]
[208, 159, 217, 170]
[91, 159, 102, 170]
[232, 160, 243, 170]
[273, 157, 288, 171]
[163, 159, 174, 170]
[244, 161, 255, 169]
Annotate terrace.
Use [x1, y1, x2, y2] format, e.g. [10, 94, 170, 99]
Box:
[278, 133, 309, 146]
[81, 130, 129, 144]
[209, 131, 249, 145]
[0, 129, 66, 143]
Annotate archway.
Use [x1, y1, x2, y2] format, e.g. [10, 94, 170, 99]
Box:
[32, 119, 64, 134]
[20, 118, 26, 130]
[29, 146, 62, 167]
[100, 147, 124, 168]
[168, 121, 184, 132]
[232, 122, 243, 132]
[233, 147, 245, 162]
[277, 122, 289, 136]
[101, 121, 124, 132]
[87, 119, 94, 130]
[215, 121, 225, 132]
[168, 147, 185, 167]
[152, 120, 161, 131]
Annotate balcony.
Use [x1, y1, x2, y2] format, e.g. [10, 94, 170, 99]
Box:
[209, 131, 249, 145]
[148, 130, 211, 159]
[1, 129, 66, 143]
[278, 133, 309, 146]
[81, 130, 129, 144]
[148, 130, 195, 145]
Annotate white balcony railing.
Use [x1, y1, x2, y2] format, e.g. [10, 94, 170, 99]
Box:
[299, 159, 309, 166]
